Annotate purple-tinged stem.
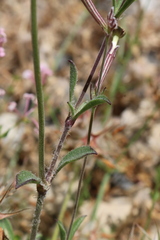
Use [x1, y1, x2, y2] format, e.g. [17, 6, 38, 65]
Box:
[81, 0, 108, 33]
[46, 117, 75, 183]
[76, 36, 107, 108]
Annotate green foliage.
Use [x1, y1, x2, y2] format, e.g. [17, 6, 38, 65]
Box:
[68, 215, 86, 240]
[0, 219, 14, 240]
[56, 146, 97, 173]
[72, 95, 111, 120]
[114, 0, 138, 18]
[69, 60, 78, 103]
[112, 0, 125, 16]
[15, 170, 41, 189]
[0, 126, 11, 139]
[57, 221, 67, 240]
[67, 101, 75, 116]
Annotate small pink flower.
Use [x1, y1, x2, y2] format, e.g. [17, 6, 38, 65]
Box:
[23, 93, 36, 101]
[22, 69, 34, 83]
[0, 47, 5, 57]
[40, 63, 52, 85]
[0, 88, 6, 97]
[22, 63, 52, 85]
[8, 101, 17, 111]
[23, 93, 37, 116]
[0, 28, 7, 58]
[0, 28, 7, 45]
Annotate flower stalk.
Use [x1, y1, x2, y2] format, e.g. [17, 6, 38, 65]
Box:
[81, 0, 108, 33]
[31, 0, 45, 181]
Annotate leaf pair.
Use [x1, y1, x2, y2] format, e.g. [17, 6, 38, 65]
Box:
[16, 146, 97, 189]
[58, 215, 86, 240]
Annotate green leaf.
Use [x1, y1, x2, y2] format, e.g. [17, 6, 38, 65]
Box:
[73, 95, 111, 120]
[68, 215, 86, 240]
[0, 127, 11, 139]
[15, 170, 41, 189]
[0, 219, 14, 240]
[67, 101, 75, 116]
[112, 0, 125, 15]
[56, 146, 97, 173]
[57, 221, 66, 240]
[69, 60, 78, 102]
[115, 0, 137, 18]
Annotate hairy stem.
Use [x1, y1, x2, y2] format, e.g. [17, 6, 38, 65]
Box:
[46, 117, 74, 183]
[30, 192, 46, 240]
[31, 0, 45, 181]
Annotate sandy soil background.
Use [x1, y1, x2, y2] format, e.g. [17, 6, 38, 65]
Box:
[0, 0, 160, 239]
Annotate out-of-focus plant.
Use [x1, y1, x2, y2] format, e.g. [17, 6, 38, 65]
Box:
[0, 28, 7, 58]
[22, 62, 52, 85]
[0, 183, 26, 239]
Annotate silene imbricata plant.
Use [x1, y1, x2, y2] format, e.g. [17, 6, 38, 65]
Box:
[0, 0, 137, 239]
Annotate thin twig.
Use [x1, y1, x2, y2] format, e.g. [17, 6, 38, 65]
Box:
[76, 36, 107, 108]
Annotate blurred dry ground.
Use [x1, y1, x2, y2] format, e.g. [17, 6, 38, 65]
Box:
[0, 0, 160, 239]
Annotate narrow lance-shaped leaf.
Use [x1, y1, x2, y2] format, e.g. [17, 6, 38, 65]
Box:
[67, 101, 75, 117]
[112, 0, 125, 15]
[73, 95, 111, 120]
[69, 60, 78, 102]
[15, 170, 41, 189]
[68, 215, 86, 240]
[57, 221, 66, 240]
[56, 146, 97, 173]
[0, 127, 12, 139]
[115, 0, 137, 18]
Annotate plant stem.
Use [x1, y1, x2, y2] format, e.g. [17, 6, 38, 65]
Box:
[31, 0, 45, 181]
[81, 0, 107, 32]
[30, 192, 46, 240]
[30, 1, 46, 238]
[46, 118, 73, 183]
[47, 37, 108, 184]
[66, 108, 95, 240]
[66, 31, 116, 239]
[76, 36, 107, 108]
